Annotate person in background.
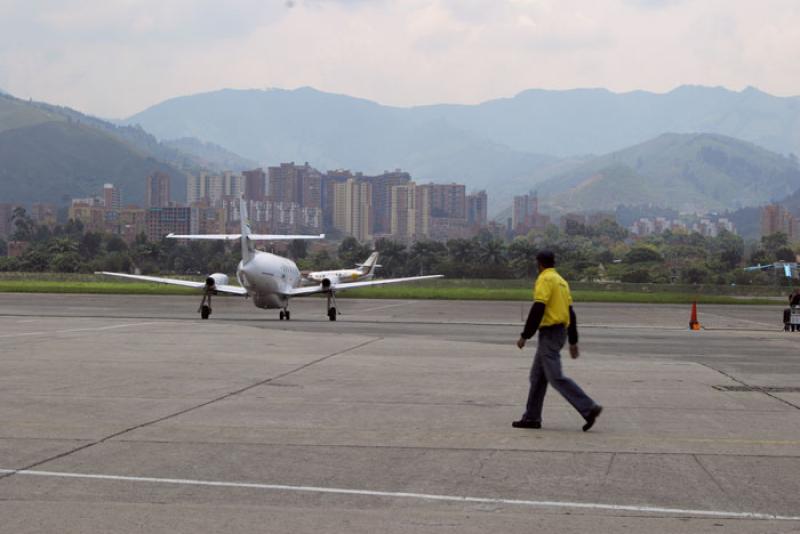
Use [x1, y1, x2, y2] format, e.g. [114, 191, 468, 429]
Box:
[514, 250, 602, 432]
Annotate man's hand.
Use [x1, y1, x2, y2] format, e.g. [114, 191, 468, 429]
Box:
[569, 344, 580, 359]
[517, 337, 526, 350]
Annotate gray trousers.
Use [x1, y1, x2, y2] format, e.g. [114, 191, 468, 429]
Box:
[523, 325, 596, 422]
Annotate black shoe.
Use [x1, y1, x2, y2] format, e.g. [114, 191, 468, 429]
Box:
[582, 405, 603, 432]
[512, 419, 541, 429]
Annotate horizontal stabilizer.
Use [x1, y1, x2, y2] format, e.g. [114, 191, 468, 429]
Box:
[167, 233, 325, 241]
[249, 234, 325, 241]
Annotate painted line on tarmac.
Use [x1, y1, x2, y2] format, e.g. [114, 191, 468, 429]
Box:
[357, 301, 415, 314]
[0, 468, 798, 521]
[0, 322, 163, 339]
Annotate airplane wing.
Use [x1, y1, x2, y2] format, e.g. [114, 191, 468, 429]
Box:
[166, 233, 324, 241]
[167, 233, 242, 241]
[96, 272, 248, 295]
[285, 275, 444, 297]
[743, 264, 774, 272]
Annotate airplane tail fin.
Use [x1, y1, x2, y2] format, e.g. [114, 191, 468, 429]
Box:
[240, 195, 254, 263]
[357, 252, 380, 276]
[167, 196, 324, 264]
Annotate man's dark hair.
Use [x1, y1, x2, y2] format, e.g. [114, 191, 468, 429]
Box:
[536, 250, 556, 268]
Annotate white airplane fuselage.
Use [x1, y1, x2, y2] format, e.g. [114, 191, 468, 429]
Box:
[305, 268, 373, 285]
[236, 250, 302, 309]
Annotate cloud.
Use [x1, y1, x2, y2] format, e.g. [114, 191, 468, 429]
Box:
[0, 0, 798, 117]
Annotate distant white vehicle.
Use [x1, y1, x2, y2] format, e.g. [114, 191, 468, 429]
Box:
[98, 198, 442, 321]
[744, 261, 799, 279]
[305, 251, 381, 286]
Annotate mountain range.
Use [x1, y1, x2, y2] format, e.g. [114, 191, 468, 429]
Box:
[535, 133, 800, 213]
[2, 85, 800, 219]
[123, 85, 800, 211]
[0, 93, 265, 206]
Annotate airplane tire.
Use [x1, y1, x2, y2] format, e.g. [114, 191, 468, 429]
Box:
[201, 305, 211, 320]
[328, 307, 337, 321]
[279, 311, 285, 321]
[285, 310, 291, 321]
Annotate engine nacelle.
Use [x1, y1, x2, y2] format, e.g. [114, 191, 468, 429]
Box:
[321, 277, 336, 290]
[205, 273, 229, 291]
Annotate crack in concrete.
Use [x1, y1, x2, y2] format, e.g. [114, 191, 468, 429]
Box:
[701, 363, 800, 411]
[0, 337, 383, 483]
[693, 454, 733, 506]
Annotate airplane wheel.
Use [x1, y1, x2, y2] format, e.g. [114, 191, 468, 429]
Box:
[328, 307, 337, 321]
[201, 305, 211, 320]
[279, 311, 285, 321]
[285, 310, 291, 321]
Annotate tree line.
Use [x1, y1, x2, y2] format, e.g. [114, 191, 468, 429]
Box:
[1, 208, 797, 285]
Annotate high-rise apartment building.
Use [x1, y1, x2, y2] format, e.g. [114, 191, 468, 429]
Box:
[512, 192, 547, 234]
[268, 162, 319, 206]
[321, 170, 355, 231]
[146, 207, 191, 242]
[187, 172, 242, 205]
[390, 182, 430, 243]
[466, 190, 488, 228]
[333, 178, 372, 242]
[430, 183, 466, 219]
[120, 207, 147, 243]
[370, 170, 411, 235]
[242, 168, 266, 201]
[103, 183, 121, 210]
[761, 204, 798, 242]
[146, 171, 171, 208]
[30, 203, 58, 228]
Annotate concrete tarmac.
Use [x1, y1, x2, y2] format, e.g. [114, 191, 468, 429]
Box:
[0, 293, 799, 533]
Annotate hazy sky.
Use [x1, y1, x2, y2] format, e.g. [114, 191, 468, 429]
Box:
[1, 0, 798, 118]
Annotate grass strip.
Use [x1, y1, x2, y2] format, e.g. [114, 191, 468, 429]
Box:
[0, 278, 783, 305]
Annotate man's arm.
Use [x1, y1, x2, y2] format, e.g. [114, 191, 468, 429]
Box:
[568, 306, 578, 345]
[568, 305, 580, 358]
[517, 302, 545, 349]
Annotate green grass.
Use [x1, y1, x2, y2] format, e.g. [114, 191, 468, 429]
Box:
[0, 273, 786, 305]
[0, 280, 196, 295]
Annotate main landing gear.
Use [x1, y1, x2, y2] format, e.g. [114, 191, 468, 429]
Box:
[279, 309, 291, 321]
[327, 292, 338, 321]
[199, 290, 212, 320]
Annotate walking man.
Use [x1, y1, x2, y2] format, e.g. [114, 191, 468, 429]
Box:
[514, 250, 602, 431]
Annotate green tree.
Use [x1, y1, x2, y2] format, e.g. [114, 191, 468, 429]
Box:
[0, 239, 6, 256]
[762, 233, 789, 258]
[375, 238, 408, 277]
[338, 237, 371, 267]
[507, 238, 538, 278]
[49, 252, 83, 273]
[408, 241, 446, 275]
[10, 207, 34, 241]
[288, 239, 308, 261]
[624, 246, 663, 264]
[106, 235, 128, 253]
[80, 232, 103, 258]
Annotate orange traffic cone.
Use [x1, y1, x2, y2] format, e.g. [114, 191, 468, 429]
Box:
[689, 301, 701, 330]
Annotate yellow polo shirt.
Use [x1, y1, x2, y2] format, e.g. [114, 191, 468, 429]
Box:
[533, 268, 572, 327]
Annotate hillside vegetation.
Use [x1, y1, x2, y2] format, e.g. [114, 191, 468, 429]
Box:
[537, 133, 800, 213]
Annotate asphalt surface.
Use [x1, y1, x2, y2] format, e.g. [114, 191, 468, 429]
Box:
[0, 293, 799, 533]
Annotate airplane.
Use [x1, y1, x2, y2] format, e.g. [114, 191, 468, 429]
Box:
[97, 198, 442, 321]
[744, 261, 799, 279]
[304, 251, 381, 285]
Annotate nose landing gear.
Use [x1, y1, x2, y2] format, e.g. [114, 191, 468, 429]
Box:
[279, 308, 291, 321]
[327, 292, 338, 321]
[199, 290, 212, 320]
